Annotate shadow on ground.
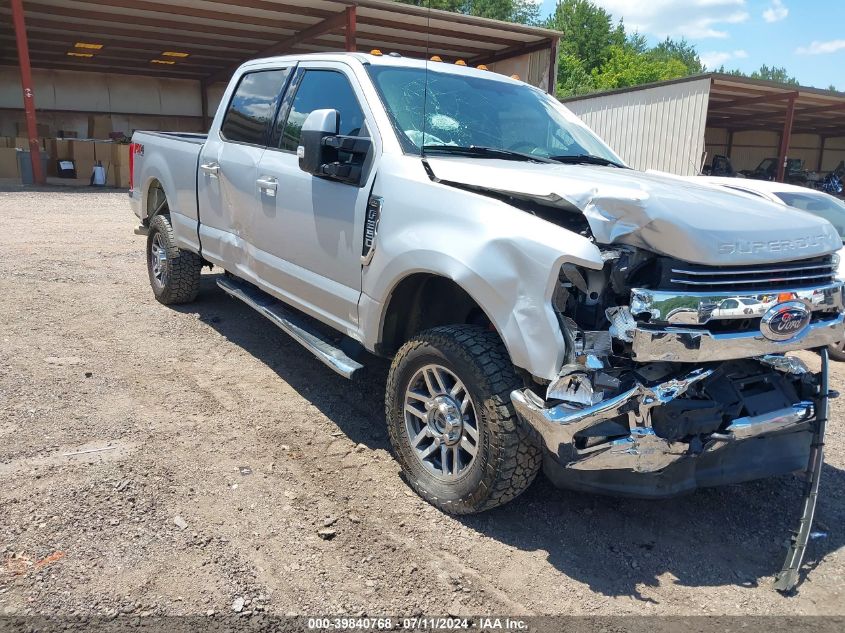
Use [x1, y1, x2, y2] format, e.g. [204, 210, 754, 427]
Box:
[177, 273, 845, 600]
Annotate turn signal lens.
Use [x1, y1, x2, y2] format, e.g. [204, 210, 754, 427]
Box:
[777, 292, 795, 302]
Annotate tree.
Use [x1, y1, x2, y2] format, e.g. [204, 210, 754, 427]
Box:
[650, 38, 704, 75]
[546, 0, 618, 72]
[555, 53, 595, 98]
[591, 45, 689, 90]
[750, 65, 799, 85]
[394, 0, 540, 24]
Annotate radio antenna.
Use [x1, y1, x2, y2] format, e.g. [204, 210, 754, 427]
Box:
[420, 0, 431, 158]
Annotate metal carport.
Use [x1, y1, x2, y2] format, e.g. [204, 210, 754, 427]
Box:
[563, 73, 845, 181]
[1, 0, 562, 184]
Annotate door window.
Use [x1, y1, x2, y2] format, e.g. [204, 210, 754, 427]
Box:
[279, 70, 365, 152]
[221, 68, 291, 145]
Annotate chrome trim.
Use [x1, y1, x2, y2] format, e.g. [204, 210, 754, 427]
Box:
[631, 313, 845, 362]
[631, 282, 844, 325]
[719, 402, 813, 441]
[670, 272, 834, 287]
[216, 277, 364, 379]
[670, 262, 834, 277]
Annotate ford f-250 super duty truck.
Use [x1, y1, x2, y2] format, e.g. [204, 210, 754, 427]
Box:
[130, 54, 841, 584]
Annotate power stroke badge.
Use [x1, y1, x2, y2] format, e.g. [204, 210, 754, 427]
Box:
[760, 301, 812, 341]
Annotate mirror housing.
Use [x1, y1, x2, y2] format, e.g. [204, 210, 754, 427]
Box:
[298, 108, 372, 186]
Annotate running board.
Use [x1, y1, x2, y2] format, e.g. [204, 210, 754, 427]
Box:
[216, 276, 364, 379]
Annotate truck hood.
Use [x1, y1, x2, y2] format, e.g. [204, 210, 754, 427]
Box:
[424, 157, 841, 265]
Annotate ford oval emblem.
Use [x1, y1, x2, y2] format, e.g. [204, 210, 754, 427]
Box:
[760, 301, 811, 342]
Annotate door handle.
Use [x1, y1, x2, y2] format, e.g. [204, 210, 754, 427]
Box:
[200, 162, 220, 176]
[256, 176, 278, 196]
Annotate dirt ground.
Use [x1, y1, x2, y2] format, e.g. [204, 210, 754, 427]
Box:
[0, 187, 843, 618]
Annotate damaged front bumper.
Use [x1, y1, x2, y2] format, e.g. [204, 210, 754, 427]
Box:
[511, 359, 820, 498]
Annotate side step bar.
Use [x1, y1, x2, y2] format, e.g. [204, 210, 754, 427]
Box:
[216, 276, 364, 379]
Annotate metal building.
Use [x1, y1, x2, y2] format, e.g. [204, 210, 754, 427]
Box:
[563, 73, 845, 180]
[1, 0, 562, 184]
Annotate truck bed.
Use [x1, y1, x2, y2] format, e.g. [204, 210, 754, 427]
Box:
[130, 130, 207, 252]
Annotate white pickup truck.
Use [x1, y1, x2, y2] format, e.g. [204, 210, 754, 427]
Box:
[129, 53, 842, 543]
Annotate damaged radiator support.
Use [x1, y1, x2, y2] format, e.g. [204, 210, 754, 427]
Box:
[774, 346, 831, 593]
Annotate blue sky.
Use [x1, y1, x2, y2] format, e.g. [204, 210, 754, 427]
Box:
[537, 0, 845, 90]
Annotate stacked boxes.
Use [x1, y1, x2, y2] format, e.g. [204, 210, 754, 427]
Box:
[0, 137, 131, 186]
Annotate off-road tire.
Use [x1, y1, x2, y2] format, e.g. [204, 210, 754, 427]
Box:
[828, 341, 845, 362]
[385, 325, 541, 514]
[146, 214, 202, 305]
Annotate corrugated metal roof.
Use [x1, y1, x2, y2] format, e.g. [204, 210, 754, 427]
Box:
[0, 0, 561, 82]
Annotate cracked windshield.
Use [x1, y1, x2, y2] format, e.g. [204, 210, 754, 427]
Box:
[367, 65, 621, 162]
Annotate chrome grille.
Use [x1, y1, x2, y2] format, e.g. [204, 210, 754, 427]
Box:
[669, 256, 836, 291]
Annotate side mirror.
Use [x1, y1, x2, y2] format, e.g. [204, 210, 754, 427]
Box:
[298, 108, 372, 186]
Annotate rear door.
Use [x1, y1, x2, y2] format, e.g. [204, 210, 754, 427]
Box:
[197, 67, 293, 272]
[250, 62, 379, 332]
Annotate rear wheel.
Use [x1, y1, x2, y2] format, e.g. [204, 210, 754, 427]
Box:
[146, 214, 202, 305]
[385, 325, 541, 514]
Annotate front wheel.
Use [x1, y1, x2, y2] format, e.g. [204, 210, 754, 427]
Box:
[828, 341, 845, 362]
[385, 325, 541, 514]
[146, 214, 202, 305]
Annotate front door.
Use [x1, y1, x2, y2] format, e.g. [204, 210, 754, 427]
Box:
[250, 62, 379, 333]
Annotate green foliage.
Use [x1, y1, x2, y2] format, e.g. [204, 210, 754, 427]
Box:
[547, 1, 707, 97]
[394, 0, 540, 24]
[714, 64, 800, 86]
[592, 45, 689, 90]
[547, 0, 618, 72]
[650, 37, 704, 75]
[749, 65, 799, 85]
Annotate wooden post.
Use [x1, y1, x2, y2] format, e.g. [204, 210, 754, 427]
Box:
[547, 37, 558, 95]
[726, 129, 734, 159]
[345, 6, 356, 52]
[10, 0, 45, 185]
[776, 96, 796, 183]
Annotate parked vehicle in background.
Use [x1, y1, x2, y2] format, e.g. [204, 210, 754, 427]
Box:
[819, 160, 844, 196]
[697, 176, 845, 360]
[128, 53, 843, 523]
[740, 157, 810, 185]
[702, 154, 740, 178]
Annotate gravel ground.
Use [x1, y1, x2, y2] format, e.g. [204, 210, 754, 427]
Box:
[0, 187, 843, 618]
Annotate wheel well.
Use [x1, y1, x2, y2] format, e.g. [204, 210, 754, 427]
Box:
[144, 179, 169, 225]
[379, 274, 493, 355]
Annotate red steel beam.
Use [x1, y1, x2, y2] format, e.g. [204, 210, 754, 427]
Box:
[776, 96, 796, 182]
[709, 90, 800, 112]
[345, 5, 356, 52]
[10, 0, 44, 185]
[205, 11, 348, 84]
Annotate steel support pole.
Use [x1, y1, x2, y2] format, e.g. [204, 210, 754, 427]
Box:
[10, 0, 45, 185]
[200, 79, 210, 132]
[776, 97, 796, 183]
[817, 136, 827, 172]
[345, 6, 356, 52]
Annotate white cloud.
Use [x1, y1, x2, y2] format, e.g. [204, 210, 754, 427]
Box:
[796, 39, 845, 55]
[700, 49, 748, 69]
[762, 0, 788, 23]
[591, 0, 749, 39]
